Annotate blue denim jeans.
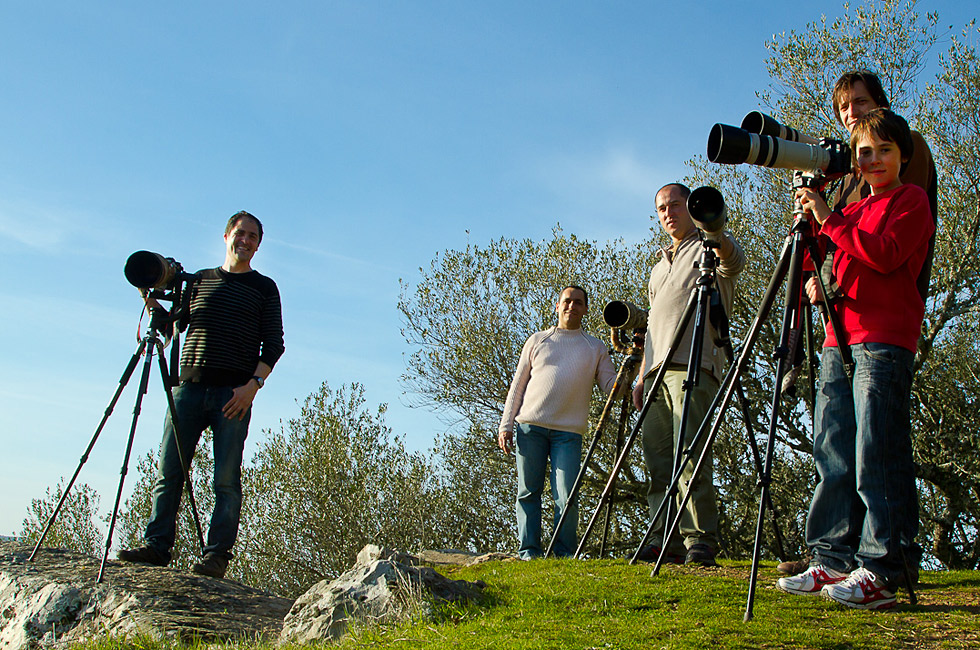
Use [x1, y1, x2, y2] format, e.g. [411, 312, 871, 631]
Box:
[144, 382, 250, 560]
[515, 423, 582, 559]
[806, 343, 917, 585]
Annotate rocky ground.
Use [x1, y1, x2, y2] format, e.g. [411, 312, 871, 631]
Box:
[0, 542, 496, 649]
[0, 541, 291, 648]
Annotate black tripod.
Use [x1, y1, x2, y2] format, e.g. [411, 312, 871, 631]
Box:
[647, 177, 857, 620]
[543, 328, 643, 559]
[28, 290, 205, 583]
[575, 237, 777, 561]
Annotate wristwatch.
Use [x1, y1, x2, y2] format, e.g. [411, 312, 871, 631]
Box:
[251, 375, 265, 389]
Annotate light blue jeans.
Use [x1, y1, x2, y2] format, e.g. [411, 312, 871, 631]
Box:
[806, 343, 917, 586]
[515, 423, 582, 559]
[144, 382, 250, 560]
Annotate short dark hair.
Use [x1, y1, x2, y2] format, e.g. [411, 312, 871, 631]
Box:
[849, 108, 913, 167]
[226, 210, 263, 243]
[832, 71, 890, 125]
[656, 182, 692, 202]
[560, 285, 589, 309]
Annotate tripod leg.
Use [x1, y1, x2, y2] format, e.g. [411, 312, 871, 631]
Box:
[545, 354, 639, 558]
[599, 394, 631, 557]
[153, 340, 206, 557]
[576, 294, 700, 559]
[899, 544, 918, 605]
[574, 366, 664, 559]
[744, 229, 808, 622]
[733, 378, 787, 560]
[29, 340, 148, 563]
[98, 338, 159, 582]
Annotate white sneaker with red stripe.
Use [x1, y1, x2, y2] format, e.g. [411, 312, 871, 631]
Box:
[776, 564, 848, 595]
[822, 567, 897, 610]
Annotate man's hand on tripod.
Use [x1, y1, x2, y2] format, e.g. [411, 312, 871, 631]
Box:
[498, 429, 514, 455]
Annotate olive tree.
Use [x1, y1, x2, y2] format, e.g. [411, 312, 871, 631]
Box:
[20, 482, 105, 557]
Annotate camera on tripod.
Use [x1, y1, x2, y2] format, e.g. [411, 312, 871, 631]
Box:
[603, 300, 647, 352]
[707, 111, 850, 179]
[688, 185, 728, 244]
[124, 251, 187, 291]
[124, 250, 199, 337]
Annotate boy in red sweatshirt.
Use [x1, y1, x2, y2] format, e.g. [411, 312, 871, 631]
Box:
[777, 108, 934, 609]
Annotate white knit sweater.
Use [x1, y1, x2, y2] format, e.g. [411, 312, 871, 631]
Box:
[499, 327, 616, 436]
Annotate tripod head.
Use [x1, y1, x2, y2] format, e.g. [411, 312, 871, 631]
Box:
[139, 273, 199, 387]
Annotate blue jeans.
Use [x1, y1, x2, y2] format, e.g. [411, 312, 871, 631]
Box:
[806, 343, 917, 585]
[144, 382, 250, 560]
[515, 423, 582, 559]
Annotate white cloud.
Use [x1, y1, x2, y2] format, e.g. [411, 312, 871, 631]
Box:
[531, 145, 676, 205]
[0, 203, 74, 251]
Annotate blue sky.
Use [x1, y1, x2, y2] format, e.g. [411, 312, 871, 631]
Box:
[1, 1, 972, 536]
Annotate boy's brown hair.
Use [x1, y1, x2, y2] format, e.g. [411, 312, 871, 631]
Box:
[849, 108, 913, 170]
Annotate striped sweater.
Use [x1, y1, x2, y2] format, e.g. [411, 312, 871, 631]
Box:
[179, 267, 285, 386]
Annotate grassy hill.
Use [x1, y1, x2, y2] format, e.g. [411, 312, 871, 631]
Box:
[338, 559, 980, 649]
[73, 558, 979, 649]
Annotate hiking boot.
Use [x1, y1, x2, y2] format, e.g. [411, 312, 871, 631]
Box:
[777, 564, 847, 595]
[776, 557, 810, 576]
[821, 567, 896, 610]
[117, 546, 169, 567]
[634, 545, 685, 564]
[192, 552, 229, 578]
[685, 543, 717, 567]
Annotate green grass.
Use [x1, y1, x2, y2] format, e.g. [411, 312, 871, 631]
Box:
[71, 560, 980, 650]
[334, 560, 980, 649]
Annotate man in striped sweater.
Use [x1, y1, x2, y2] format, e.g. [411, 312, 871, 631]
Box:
[119, 211, 285, 578]
[498, 286, 617, 559]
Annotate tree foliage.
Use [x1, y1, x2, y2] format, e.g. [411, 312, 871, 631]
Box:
[20, 482, 104, 557]
[233, 382, 449, 596]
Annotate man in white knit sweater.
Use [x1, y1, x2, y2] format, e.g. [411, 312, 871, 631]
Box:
[498, 286, 618, 559]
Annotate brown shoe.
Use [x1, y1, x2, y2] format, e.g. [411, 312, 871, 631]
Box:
[192, 552, 229, 578]
[685, 543, 718, 567]
[776, 557, 809, 575]
[117, 546, 170, 567]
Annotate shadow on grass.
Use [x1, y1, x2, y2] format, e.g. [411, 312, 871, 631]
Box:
[911, 603, 980, 614]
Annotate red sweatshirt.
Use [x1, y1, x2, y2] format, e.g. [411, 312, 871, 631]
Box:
[819, 183, 934, 353]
